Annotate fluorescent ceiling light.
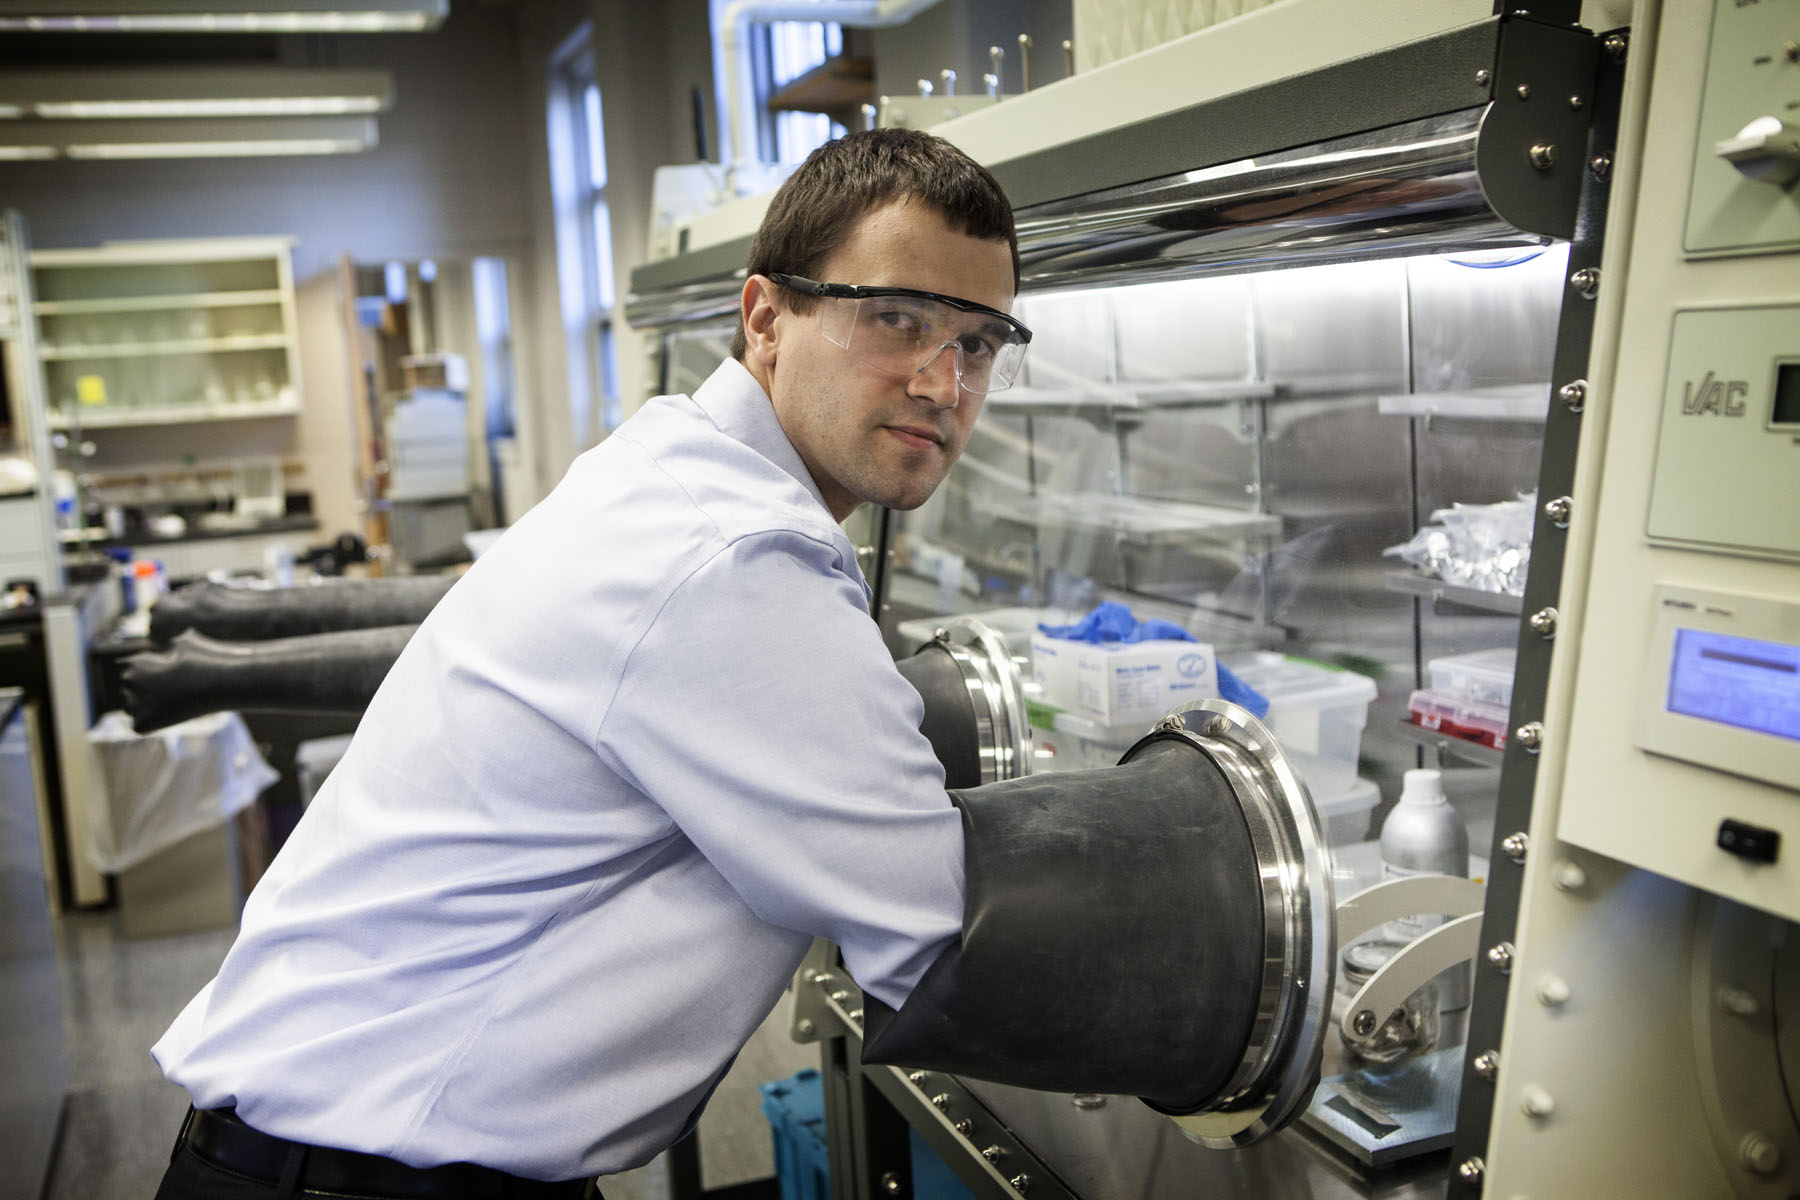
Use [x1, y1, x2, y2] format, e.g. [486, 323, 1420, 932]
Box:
[0, 69, 393, 120]
[0, 115, 378, 158]
[0, 0, 446, 32]
[0, 145, 57, 159]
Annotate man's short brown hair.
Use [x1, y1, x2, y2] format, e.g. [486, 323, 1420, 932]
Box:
[731, 128, 1019, 360]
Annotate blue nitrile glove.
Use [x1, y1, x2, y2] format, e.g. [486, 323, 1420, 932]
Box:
[1217, 663, 1270, 719]
[1036, 601, 1198, 644]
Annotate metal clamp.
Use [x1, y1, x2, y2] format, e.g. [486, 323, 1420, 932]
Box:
[931, 617, 1034, 783]
[1131, 699, 1337, 1149]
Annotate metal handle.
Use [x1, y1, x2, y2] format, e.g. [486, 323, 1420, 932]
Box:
[1340, 912, 1483, 1046]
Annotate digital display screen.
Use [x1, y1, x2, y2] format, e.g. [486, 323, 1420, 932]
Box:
[1667, 629, 1800, 742]
[1775, 362, 1800, 426]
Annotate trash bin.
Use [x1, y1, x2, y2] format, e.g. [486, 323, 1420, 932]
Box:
[84, 710, 277, 937]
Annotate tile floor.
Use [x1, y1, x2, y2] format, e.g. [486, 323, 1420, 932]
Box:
[44, 908, 814, 1200]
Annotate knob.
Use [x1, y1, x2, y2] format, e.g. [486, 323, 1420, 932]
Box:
[1716, 115, 1800, 186]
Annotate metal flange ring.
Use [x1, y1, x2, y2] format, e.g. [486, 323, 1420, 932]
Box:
[1124, 698, 1337, 1148]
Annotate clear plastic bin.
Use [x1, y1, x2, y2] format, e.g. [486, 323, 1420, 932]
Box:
[1317, 777, 1380, 847]
[1029, 709, 1150, 773]
[1407, 688, 1509, 750]
[1427, 647, 1517, 708]
[1032, 707, 1380, 846]
[1223, 653, 1379, 797]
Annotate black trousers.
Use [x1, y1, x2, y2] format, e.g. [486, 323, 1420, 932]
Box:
[157, 1143, 369, 1199]
[155, 1109, 601, 1200]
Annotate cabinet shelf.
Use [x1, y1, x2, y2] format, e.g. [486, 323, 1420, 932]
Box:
[1393, 720, 1506, 768]
[1377, 383, 1550, 423]
[34, 289, 284, 316]
[49, 397, 299, 429]
[1383, 569, 1524, 615]
[39, 334, 291, 361]
[992, 491, 1281, 546]
[988, 378, 1278, 422]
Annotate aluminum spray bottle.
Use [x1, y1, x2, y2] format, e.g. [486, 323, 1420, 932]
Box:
[1380, 768, 1472, 1009]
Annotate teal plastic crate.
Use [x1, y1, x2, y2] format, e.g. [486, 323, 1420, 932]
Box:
[759, 1069, 977, 1200]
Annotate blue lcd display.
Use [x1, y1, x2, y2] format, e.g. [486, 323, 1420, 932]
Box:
[1667, 629, 1800, 743]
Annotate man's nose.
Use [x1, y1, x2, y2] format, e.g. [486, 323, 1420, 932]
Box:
[910, 342, 964, 408]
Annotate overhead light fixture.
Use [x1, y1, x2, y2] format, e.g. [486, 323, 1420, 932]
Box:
[0, 0, 446, 32]
[0, 69, 394, 119]
[0, 115, 378, 158]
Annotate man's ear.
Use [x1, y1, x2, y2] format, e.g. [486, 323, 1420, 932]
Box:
[741, 275, 782, 369]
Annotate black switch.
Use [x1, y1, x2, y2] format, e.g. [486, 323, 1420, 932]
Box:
[1717, 818, 1781, 864]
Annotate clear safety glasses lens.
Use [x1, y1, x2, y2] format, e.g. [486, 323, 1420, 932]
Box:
[817, 293, 1028, 394]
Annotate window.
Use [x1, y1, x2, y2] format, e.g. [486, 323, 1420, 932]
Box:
[548, 24, 621, 444]
[764, 20, 847, 164]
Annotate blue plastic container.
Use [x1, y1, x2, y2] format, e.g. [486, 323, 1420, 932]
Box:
[759, 1070, 829, 1200]
[759, 1069, 976, 1200]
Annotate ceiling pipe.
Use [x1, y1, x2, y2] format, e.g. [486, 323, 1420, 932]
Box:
[714, 0, 944, 193]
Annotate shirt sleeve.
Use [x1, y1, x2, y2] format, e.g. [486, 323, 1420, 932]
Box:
[593, 528, 965, 1010]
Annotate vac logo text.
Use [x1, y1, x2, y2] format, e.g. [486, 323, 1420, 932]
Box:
[1681, 370, 1748, 417]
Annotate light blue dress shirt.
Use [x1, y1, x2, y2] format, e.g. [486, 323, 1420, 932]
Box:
[154, 359, 966, 1181]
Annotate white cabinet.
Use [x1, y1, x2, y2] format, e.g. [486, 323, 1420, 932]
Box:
[30, 237, 301, 428]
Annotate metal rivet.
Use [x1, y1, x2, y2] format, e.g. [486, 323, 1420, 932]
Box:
[982, 1145, 1006, 1162]
[795, 1018, 815, 1037]
[1544, 495, 1572, 527]
[930, 1093, 950, 1109]
[1568, 94, 1584, 110]
[1071, 1094, 1108, 1109]
[1010, 1176, 1031, 1194]
[1604, 32, 1628, 63]
[1515, 722, 1544, 753]
[801, 968, 824, 983]
[1719, 986, 1761, 1018]
[1458, 1156, 1486, 1182]
[830, 989, 850, 1002]
[881, 1172, 903, 1195]
[1516, 83, 1531, 100]
[907, 1071, 927, 1085]
[1741, 1132, 1782, 1175]
[1787, 41, 1799, 63]
[1353, 1009, 1378, 1036]
[1529, 142, 1556, 170]
[1589, 153, 1612, 178]
[954, 1118, 973, 1135]
[1537, 973, 1571, 1007]
[1475, 68, 1490, 85]
[1529, 607, 1559, 638]
[1473, 1050, 1500, 1080]
[1155, 714, 1185, 734]
[848, 1008, 863, 1024]
[1521, 1084, 1557, 1118]
[1553, 860, 1588, 892]
[1502, 832, 1530, 863]
[1558, 379, 1587, 411]
[1487, 942, 1516, 974]
[933, 627, 951, 643]
[1569, 266, 1601, 298]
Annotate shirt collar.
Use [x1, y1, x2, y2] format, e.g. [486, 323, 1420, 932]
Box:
[692, 357, 832, 515]
[690, 358, 873, 606]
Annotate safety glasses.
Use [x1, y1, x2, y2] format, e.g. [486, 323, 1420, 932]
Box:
[770, 272, 1032, 395]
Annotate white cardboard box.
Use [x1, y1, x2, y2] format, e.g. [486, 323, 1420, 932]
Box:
[1031, 633, 1219, 726]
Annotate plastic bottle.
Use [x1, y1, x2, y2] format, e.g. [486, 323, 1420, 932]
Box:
[1379, 768, 1469, 942]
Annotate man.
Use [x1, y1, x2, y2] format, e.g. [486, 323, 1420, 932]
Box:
[153, 127, 1028, 1197]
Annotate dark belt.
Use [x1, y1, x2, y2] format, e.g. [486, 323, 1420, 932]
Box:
[179, 1107, 597, 1199]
